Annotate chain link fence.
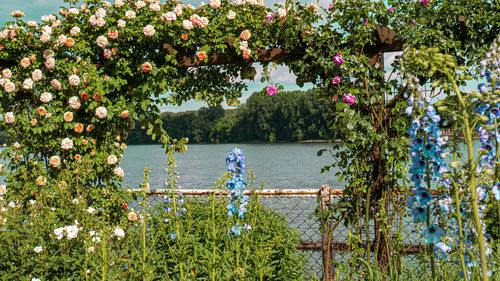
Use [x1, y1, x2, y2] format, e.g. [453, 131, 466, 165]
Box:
[146, 186, 426, 280]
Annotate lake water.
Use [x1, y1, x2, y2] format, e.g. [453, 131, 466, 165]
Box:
[120, 143, 343, 190]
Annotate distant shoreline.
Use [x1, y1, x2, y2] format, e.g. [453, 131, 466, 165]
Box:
[128, 139, 342, 145]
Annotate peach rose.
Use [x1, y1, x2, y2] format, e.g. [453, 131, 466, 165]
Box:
[120, 110, 129, 118]
[108, 30, 118, 39]
[240, 30, 251, 41]
[74, 123, 83, 133]
[38, 107, 47, 116]
[141, 62, 152, 72]
[63, 112, 73, 122]
[243, 48, 252, 60]
[196, 51, 207, 61]
[49, 155, 60, 167]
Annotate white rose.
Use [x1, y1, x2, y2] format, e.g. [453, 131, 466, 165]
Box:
[162, 12, 176, 22]
[43, 49, 54, 60]
[174, 5, 183, 16]
[135, 1, 146, 9]
[41, 26, 52, 34]
[96, 8, 107, 18]
[277, 8, 287, 19]
[49, 155, 60, 167]
[70, 26, 80, 36]
[68, 96, 81, 109]
[68, 8, 79, 15]
[45, 57, 55, 69]
[57, 34, 67, 45]
[114, 0, 124, 8]
[125, 10, 136, 19]
[23, 79, 33, 90]
[54, 227, 65, 240]
[86, 207, 96, 214]
[0, 185, 6, 196]
[40, 33, 51, 43]
[89, 15, 98, 26]
[66, 225, 78, 240]
[107, 154, 118, 165]
[239, 41, 248, 51]
[96, 35, 108, 48]
[113, 166, 124, 178]
[36, 176, 46, 186]
[234, 0, 245, 6]
[40, 92, 52, 103]
[96, 18, 106, 27]
[149, 3, 161, 11]
[114, 226, 125, 239]
[209, 0, 221, 8]
[61, 137, 73, 150]
[32, 69, 43, 82]
[2, 69, 11, 79]
[117, 19, 126, 28]
[182, 20, 193, 30]
[27, 21, 38, 27]
[227, 10, 236, 20]
[4, 112, 14, 124]
[143, 25, 155, 37]
[68, 74, 80, 86]
[34, 246, 43, 253]
[95, 106, 107, 119]
[102, 1, 112, 8]
[20, 57, 30, 68]
[4, 81, 15, 93]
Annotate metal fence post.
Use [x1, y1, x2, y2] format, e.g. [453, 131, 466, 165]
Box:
[320, 185, 335, 281]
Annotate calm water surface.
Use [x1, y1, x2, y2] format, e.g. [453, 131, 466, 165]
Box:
[120, 143, 343, 190]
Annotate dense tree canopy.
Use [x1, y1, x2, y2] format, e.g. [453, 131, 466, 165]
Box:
[128, 89, 335, 143]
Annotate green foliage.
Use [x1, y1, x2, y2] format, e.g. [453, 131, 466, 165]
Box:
[0, 161, 305, 280]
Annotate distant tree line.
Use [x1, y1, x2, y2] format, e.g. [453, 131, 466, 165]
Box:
[128, 89, 336, 144]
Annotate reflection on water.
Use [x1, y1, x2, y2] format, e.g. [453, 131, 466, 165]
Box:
[120, 143, 343, 190]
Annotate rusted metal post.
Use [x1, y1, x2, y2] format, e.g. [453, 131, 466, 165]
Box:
[320, 185, 336, 281]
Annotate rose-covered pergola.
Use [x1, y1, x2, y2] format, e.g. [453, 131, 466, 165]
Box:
[0, 0, 498, 280]
[0, 0, 401, 203]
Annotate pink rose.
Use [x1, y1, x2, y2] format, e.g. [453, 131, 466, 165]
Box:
[266, 85, 277, 96]
[332, 76, 341, 84]
[333, 53, 344, 65]
[343, 94, 356, 105]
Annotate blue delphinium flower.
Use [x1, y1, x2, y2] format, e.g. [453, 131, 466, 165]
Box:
[492, 183, 500, 200]
[170, 232, 177, 239]
[411, 207, 426, 223]
[226, 148, 251, 236]
[423, 225, 444, 244]
[434, 242, 451, 260]
[414, 189, 432, 206]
